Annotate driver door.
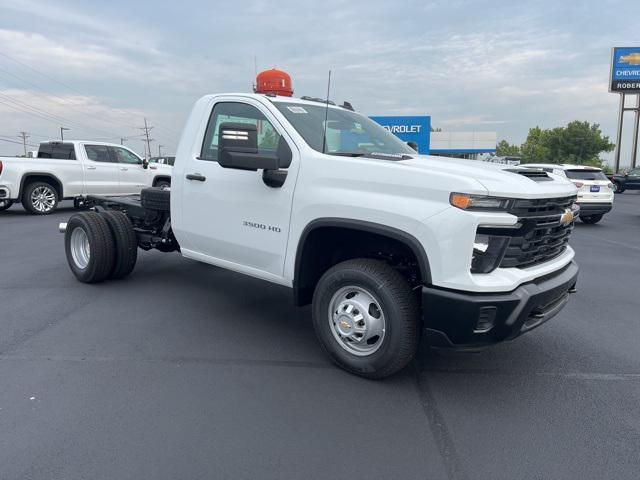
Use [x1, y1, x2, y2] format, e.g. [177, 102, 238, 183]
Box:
[108, 146, 149, 194]
[179, 99, 298, 279]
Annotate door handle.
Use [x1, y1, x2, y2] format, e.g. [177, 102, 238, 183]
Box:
[86, 166, 97, 170]
[120, 167, 128, 171]
[186, 173, 206, 181]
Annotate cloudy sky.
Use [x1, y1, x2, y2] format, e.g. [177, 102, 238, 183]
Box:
[0, 0, 638, 162]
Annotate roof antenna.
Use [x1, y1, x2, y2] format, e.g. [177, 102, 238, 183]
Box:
[252, 54, 257, 91]
[321, 70, 332, 154]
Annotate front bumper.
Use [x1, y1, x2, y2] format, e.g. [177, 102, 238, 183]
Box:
[577, 202, 612, 216]
[422, 261, 578, 349]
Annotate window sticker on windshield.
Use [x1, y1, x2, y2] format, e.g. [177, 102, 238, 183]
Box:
[287, 106, 308, 114]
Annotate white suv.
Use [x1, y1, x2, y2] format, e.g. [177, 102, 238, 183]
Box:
[525, 164, 613, 224]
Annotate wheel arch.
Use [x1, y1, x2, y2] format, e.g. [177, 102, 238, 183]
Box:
[19, 173, 64, 200]
[293, 218, 432, 306]
[152, 175, 171, 187]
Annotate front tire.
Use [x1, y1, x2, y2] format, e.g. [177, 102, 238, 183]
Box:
[312, 259, 419, 379]
[154, 180, 171, 190]
[0, 199, 14, 211]
[613, 182, 624, 194]
[22, 181, 59, 215]
[64, 212, 115, 283]
[580, 214, 603, 224]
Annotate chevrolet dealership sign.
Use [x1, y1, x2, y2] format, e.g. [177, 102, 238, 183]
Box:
[610, 47, 640, 93]
[369, 116, 431, 153]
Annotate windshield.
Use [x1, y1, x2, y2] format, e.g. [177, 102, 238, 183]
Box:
[565, 169, 608, 181]
[273, 102, 415, 157]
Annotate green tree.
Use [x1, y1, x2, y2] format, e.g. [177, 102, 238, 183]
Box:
[496, 140, 520, 156]
[520, 121, 614, 165]
[259, 126, 279, 149]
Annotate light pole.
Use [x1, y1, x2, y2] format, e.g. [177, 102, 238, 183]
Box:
[60, 127, 70, 141]
[158, 144, 164, 157]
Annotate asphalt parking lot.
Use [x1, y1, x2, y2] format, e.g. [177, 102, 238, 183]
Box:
[1, 194, 639, 480]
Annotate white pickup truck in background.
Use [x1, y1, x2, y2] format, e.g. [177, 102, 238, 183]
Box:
[0, 141, 172, 214]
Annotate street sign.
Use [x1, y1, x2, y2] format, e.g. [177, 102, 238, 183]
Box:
[369, 116, 431, 154]
[610, 47, 640, 93]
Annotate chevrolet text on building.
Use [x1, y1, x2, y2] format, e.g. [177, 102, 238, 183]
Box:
[384, 125, 422, 133]
[57, 69, 579, 379]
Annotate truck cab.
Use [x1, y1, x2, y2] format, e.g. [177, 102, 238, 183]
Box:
[59, 90, 580, 379]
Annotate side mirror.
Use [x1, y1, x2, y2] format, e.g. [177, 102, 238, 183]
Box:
[142, 158, 149, 169]
[218, 123, 279, 171]
[407, 141, 418, 152]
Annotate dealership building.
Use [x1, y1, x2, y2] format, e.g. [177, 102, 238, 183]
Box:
[370, 115, 496, 159]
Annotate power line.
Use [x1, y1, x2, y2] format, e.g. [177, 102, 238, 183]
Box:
[0, 51, 91, 98]
[0, 95, 129, 141]
[0, 50, 179, 147]
[0, 137, 39, 148]
[0, 50, 182, 137]
[0, 66, 132, 138]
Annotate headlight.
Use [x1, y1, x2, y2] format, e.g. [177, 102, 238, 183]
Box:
[471, 233, 510, 273]
[450, 193, 512, 211]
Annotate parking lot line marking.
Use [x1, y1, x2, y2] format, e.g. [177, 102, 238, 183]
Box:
[0, 354, 333, 370]
[1, 355, 639, 380]
[419, 368, 640, 380]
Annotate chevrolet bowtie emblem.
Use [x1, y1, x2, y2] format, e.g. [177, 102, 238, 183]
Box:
[339, 320, 351, 330]
[560, 208, 574, 226]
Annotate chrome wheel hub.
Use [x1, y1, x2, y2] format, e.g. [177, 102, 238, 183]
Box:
[31, 186, 55, 212]
[70, 227, 90, 269]
[328, 286, 386, 356]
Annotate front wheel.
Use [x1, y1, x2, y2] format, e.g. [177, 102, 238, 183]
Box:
[154, 180, 171, 190]
[580, 214, 603, 224]
[0, 199, 14, 211]
[312, 259, 419, 379]
[613, 182, 624, 194]
[22, 181, 59, 215]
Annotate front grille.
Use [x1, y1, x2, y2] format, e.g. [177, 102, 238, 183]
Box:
[499, 196, 576, 269]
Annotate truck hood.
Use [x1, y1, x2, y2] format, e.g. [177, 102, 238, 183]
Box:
[401, 155, 577, 199]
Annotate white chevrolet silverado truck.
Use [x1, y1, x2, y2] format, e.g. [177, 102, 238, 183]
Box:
[0, 141, 172, 214]
[58, 93, 579, 378]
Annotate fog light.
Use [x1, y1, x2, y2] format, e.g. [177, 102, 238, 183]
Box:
[474, 306, 497, 333]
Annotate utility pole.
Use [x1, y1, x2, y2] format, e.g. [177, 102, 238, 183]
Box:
[138, 118, 153, 160]
[18, 131, 29, 157]
[60, 127, 70, 141]
[120, 138, 127, 145]
[158, 144, 163, 157]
